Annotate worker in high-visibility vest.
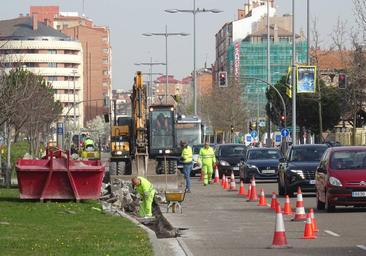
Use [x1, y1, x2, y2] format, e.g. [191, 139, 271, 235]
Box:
[198, 142, 216, 186]
[180, 141, 193, 193]
[132, 176, 156, 217]
[84, 137, 95, 152]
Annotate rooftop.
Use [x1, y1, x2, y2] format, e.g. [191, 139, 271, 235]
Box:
[0, 17, 70, 41]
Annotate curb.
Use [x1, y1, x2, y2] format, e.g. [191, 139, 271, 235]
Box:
[110, 209, 189, 256]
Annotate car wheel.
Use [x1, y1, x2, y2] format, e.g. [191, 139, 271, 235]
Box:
[278, 180, 285, 196]
[325, 193, 336, 212]
[316, 196, 325, 210]
[285, 184, 294, 197]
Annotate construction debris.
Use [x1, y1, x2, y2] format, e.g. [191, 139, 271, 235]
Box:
[100, 178, 180, 238]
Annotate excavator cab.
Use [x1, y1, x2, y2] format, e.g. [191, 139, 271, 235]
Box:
[148, 105, 176, 156]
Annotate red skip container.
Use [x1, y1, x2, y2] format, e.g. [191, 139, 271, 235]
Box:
[16, 149, 105, 201]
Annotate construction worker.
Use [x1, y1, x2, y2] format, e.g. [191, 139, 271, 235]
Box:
[198, 142, 216, 186]
[180, 141, 193, 193]
[131, 176, 156, 218]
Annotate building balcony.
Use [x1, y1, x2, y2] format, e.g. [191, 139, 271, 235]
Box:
[1, 53, 82, 64]
[54, 93, 81, 103]
[50, 81, 81, 90]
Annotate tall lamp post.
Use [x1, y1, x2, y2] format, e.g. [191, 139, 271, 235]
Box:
[143, 26, 189, 104]
[135, 58, 166, 105]
[165, 1, 222, 115]
[71, 69, 78, 134]
[291, 0, 297, 145]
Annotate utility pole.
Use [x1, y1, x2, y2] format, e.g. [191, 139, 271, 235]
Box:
[266, 0, 272, 147]
[291, 0, 297, 145]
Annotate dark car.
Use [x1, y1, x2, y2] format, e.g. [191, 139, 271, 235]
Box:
[240, 148, 283, 183]
[277, 144, 328, 197]
[215, 144, 247, 176]
[316, 146, 366, 212]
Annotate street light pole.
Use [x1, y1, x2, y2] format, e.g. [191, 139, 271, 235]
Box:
[165, 3, 222, 115]
[142, 28, 189, 104]
[71, 69, 77, 134]
[292, 0, 297, 145]
[135, 59, 165, 105]
[266, 0, 272, 147]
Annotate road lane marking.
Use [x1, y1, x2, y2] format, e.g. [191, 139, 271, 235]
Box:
[324, 230, 340, 237]
[357, 245, 366, 251]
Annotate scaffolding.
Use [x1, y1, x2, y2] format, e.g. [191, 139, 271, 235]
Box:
[227, 41, 307, 118]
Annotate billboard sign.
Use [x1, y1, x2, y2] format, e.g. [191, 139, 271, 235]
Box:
[297, 65, 316, 94]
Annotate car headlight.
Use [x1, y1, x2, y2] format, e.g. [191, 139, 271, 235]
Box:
[115, 151, 122, 155]
[220, 160, 230, 166]
[329, 176, 342, 187]
[165, 149, 171, 154]
[289, 169, 304, 178]
[248, 164, 258, 169]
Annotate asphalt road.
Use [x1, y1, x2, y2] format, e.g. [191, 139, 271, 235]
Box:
[164, 178, 366, 256]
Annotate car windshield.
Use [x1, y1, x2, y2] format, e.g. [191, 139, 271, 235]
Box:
[220, 145, 246, 156]
[247, 150, 281, 160]
[289, 146, 327, 162]
[192, 145, 203, 154]
[331, 150, 366, 170]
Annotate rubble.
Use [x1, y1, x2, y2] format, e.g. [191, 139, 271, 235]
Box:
[100, 178, 180, 238]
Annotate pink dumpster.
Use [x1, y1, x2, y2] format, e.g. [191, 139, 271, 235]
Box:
[16, 150, 105, 201]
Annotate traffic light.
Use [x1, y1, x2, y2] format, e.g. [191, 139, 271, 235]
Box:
[249, 122, 252, 132]
[280, 115, 286, 128]
[338, 73, 347, 89]
[231, 125, 234, 133]
[218, 71, 227, 87]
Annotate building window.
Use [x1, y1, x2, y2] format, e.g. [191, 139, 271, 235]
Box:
[102, 59, 108, 65]
[47, 76, 58, 81]
[103, 70, 109, 76]
[63, 24, 69, 29]
[102, 37, 108, 42]
[48, 63, 57, 68]
[103, 48, 108, 53]
[48, 49, 57, 54]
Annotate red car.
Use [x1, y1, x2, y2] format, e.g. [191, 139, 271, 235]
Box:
[316, 146, 366, 212]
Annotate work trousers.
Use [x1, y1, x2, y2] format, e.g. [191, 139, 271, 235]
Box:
[182, 162, 192, 191]
[139, 191, 155, 217]
[202, 164, 213, 185]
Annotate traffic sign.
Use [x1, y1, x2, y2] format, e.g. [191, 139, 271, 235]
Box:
[250, 130, 258, 138]
[258, 120, 266, 127]
[281, 128, 290, 137]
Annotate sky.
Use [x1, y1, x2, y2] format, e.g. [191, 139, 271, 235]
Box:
[0, 0, 358, 90]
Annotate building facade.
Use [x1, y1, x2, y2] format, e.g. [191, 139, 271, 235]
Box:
[0, 16, 84, 131]
[30, 6, 112, 125]
[214, 0, 275, 78]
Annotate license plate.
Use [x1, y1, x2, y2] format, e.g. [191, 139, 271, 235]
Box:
[262, 169, 275, 174]
[309, 180, 316, 185]
[233, 167, 239, 171]
[352, 191, 366, 197]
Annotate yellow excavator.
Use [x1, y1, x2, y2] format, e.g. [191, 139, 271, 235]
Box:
[109, 71, 179, 176]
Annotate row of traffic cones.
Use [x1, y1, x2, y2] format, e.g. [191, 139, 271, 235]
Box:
[217, 172, 320, 248]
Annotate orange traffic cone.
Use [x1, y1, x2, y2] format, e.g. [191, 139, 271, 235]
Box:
[283, 195, 293, 215]
[238, 180, 246, 196]
[246, 184, 252, 199]
[309, 208, 319, 232]
[257, 188, 267, 206]
[269, 204, 291, 249]
[225, 177, 230, 190]
[292, 187, 306, 221]
[214, 165, 220, 183]
[229, 172, 237, 190]
[270, 192, 277, 210]
[248, 176, 258, 202]
[302, 213, 316, 239]
[221, 174, 226, 187]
